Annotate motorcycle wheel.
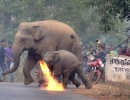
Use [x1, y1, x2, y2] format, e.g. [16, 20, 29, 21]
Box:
[88, 72, 101, 84]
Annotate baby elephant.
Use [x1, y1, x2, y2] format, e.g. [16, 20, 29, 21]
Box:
[43, 50, 92, 89]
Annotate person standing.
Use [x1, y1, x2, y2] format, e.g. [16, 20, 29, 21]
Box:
[89, 46, 96, 56]
[99, 42, 108, 54]
[81, 45, 88, 74]
[0, 39, 7, 82]
[5, 41, 14, 82]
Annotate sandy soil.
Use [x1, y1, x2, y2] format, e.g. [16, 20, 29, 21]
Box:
[74, 82, 130, 100]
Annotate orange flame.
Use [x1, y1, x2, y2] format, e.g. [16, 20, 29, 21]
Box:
[39, 60, 64, 91]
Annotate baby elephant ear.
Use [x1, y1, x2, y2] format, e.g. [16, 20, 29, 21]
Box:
[33, 26, 44, 41]
[53, 53, 60, 63]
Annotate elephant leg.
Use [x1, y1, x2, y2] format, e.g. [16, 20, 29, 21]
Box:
[76, 67, 92, 89]
[70, 45, 83, 62]
[62, 74, 69, 89]
[69, 73, 81, 88]
[23, 53, 37, 85]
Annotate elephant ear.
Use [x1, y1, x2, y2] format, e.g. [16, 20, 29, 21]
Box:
[53, 53, 60, 63]
[33, 26, 44, 41]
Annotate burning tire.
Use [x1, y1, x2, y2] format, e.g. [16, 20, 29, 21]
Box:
[88, 72, 101, 84]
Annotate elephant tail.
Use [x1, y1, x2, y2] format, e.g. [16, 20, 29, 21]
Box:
[76, 66, 92, 89]
[79, 59, 86, 65]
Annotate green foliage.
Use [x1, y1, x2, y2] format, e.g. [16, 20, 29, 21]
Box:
[80, 0, 130, 33]
[0, 0, 87, 39]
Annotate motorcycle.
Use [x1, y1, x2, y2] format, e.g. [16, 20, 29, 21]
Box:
[87, 55, 105, 84]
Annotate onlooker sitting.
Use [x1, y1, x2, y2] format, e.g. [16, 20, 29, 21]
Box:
[126, 47, 130, 55]
[118, 45, 130, 56]
[106, 46, 118, 55]
[95, 44, 106, 63]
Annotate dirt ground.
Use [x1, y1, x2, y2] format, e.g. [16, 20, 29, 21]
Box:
[74, 82, 130, 100]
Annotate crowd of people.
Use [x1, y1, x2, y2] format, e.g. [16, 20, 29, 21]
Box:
[81, 41, 130, 74]
[0, 39, 14, 82]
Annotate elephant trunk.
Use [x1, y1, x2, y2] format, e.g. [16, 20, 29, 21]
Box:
[76, 67, 92, 89]
[2, 47, 22, 75]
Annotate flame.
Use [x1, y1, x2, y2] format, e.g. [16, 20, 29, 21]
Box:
[39, 60, 64, 91]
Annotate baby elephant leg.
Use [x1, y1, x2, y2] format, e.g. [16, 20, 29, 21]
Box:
[69, 73, 81, 88]
[62, 75, 69, 89]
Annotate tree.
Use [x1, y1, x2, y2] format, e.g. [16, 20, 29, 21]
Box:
[0, 0, 92, 41]
[80, 0, 130, 33]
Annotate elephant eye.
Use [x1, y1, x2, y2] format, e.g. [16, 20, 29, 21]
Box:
[21, 38, 26, 43]
[57, 69, 59, 71]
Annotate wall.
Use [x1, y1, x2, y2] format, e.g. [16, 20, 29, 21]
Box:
[105, 54, 130, 82]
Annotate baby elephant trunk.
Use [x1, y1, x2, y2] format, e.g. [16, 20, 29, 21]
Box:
[76, 66, 92, 89]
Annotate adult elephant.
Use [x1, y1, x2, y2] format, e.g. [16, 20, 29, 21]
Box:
[2, 20, 83, 85]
